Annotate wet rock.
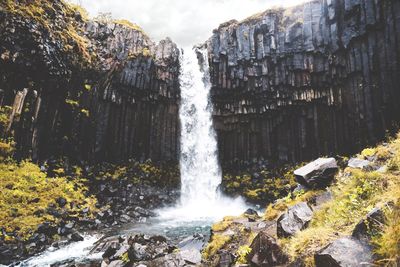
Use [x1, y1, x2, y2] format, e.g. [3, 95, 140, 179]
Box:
[277, 202, 313, 238]
[314, 237, 373, 267]
[247, 231, 288, 266]
[37, 222, 57, 236]
[70, 233, 84, 242]
[294, 158, 338, 189]
[134, 206, 156, 217]
[348, 158, 371, 170]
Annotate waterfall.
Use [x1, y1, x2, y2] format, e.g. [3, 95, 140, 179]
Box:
[179, 48, 221, 205]
[157, 47, 246, 223]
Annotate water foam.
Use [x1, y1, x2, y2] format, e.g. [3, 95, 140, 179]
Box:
[157, 47, 247, 224]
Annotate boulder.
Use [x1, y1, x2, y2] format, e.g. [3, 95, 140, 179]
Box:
[348, 158, 371, 170]
[178, 234, 205, 251]
[247, 231, 288, 266]
[218, 250, 234, 267]
[243, 208, 260, 222]
[277, 202, 313, 238]
[179, 248, 201, 264]
[70, 233, 84, 242]
[132, 243, 147, 261]
[315, 237, 373, 267]
[294, 158, 338, 189]
[352, 207, 385, 241]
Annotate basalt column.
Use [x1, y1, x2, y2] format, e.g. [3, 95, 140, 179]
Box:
[207, 0, 400, 164]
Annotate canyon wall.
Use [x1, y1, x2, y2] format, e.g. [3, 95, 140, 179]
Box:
[0, 1, 180, 163]
[207, 0, 400, 164]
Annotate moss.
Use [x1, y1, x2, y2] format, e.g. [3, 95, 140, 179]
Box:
[65, 99, 79, 108]
[361, 147, 376, 158]
[211, 216, 235, 232]
[279, 133, 400, 266]
[80, 109, 90, 117]
[114, 19, 146, 35]
[222, 164, 299, 204]
[202, 234, 232, 260]
[264, 190, 322, 221]
[236, 245, 252, 264]
[1, 0, 93, 65]
[0, 160, 97, 240]
[372, 201, 400, 266]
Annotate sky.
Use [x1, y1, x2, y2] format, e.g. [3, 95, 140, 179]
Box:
[71, 0, 308, 47]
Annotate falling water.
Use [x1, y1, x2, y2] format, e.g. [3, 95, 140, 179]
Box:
[157, 47, 246, 222]
[179, 48, 221, 204]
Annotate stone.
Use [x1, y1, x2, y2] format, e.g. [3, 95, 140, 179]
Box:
[218, 250, 234, 267]
[70, 233, 84, 242]
[352, 206, 385, 241]
[277, 202, 313, 238]
[294, 158, 338, 189]
[315, 237, 373, 267]
[133, 243, 147, 261]
[179, 248, 201, 264]
[119, 214, 131, 223]
[348, 158, 371, 170]
[178, 234, 205, 251]
[107, 260, 125, 267]
[56, 197, 67, 208]
[247, 231, 288, 266]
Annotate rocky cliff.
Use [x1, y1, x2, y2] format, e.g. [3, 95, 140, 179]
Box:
[0, 0, 180, 163]
[207, 0, 400, 164]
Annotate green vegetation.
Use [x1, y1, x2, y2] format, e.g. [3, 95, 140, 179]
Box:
[236, 245, 252, 264]
[211, 216, 235, 232]
[264, 190, 323, 221]
[90, 160, 179, 188]
[202, 234, 232, 260]
[0, 161, 97, 241]
[223, 165, 299, 204]
[276, 134, 400, 266]
[1, 0, 93, 65]
[114, 19, 146, 35]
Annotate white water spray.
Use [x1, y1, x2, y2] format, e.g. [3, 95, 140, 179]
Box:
[158, 47, 246, 222]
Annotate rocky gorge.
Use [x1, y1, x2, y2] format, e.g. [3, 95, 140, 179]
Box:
[0, 0, 399, 266]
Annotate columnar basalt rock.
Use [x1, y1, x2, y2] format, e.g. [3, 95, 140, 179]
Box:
[206, 0, 400, 164]
[0, 1, 180, 163]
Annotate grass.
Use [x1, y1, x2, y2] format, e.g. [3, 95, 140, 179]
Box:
[264, 190, 323, 221]
[0, 160, 97, 241]
[277, 133, 400, 266]
[211, 216, 235, 232]
[202, 234, 232, 260]
[1, 0, 93, 65]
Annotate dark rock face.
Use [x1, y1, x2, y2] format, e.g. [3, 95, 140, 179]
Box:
[294, 157, 338, 189]
[0, 1, 180, 163]
[277, 202, 313, 238]
[247, 230, 288, 266]
[207, 0, 400, 164]
[314, 237, 373, 267]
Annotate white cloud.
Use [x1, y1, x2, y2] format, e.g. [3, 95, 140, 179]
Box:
[71, 0, 309, 47]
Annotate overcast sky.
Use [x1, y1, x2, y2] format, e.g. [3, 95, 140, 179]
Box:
[71, 0, 308, 47]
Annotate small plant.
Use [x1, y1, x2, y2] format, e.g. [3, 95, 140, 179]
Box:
[236, 245, 252, 264]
